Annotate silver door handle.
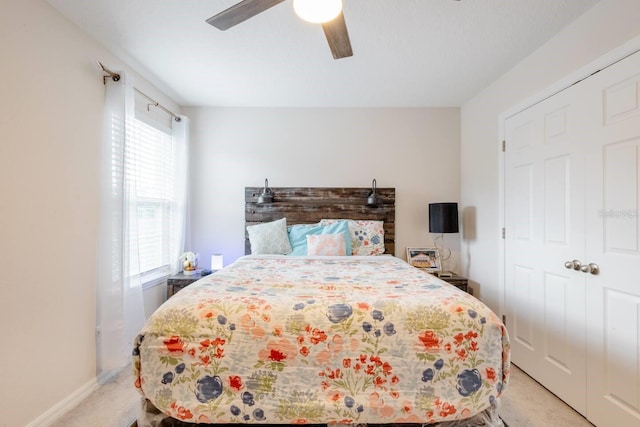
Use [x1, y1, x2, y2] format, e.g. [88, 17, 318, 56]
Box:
[580, 263, 599, 275]
[564, 260, 582, 270]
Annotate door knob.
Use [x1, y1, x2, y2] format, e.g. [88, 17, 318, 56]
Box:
[564, 260, 582, 270]
[580, 263, 599, 275]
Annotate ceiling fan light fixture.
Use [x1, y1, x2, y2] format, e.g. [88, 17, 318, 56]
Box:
[293, 0, 342, 24]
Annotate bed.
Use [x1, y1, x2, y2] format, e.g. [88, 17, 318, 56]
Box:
[133, 186, 510, 427]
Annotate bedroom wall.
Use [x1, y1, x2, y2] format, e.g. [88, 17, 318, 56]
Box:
[460, 0, 640, 313]
[185, 107, 461, 271]
[0, 1, 181, 426]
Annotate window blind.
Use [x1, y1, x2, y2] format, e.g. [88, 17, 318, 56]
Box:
[126, 118, 175, 283]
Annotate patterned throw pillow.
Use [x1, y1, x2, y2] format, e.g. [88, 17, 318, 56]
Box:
[246, 218, 292, 255]
[319, 219, 385, 255]
[306, 234, 347, 256]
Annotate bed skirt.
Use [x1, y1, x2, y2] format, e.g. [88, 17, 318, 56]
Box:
[137, 397, 505, 427]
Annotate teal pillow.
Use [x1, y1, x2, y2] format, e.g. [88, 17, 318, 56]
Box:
[288, 221, 352, 256]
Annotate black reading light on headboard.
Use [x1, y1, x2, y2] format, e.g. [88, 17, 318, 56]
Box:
[367, 178, 382, 206]
[429, 202, 459, 277]
[257, 178, 274, 204]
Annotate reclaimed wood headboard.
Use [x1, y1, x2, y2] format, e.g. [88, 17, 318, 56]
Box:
[244, 186, 396, 255]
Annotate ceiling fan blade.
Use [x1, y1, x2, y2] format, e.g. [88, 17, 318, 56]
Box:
[206, 0, 286, 30]
[321, 11, 353, 60]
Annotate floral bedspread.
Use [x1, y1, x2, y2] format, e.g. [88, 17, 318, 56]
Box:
[133, 255, 510, 425]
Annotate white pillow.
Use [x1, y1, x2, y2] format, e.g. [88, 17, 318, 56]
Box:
[306, 234, 347, 256]
[247, 218, 292, 255]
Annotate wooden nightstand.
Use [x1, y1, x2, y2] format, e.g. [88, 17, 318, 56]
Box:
[440, 274, 469, 294]
[432, 273, 470, 294]
[167, 270, 210, 299]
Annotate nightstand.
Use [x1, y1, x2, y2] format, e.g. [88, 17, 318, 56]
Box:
[167, 270, 210, 299]
[432, 273, 470, 294]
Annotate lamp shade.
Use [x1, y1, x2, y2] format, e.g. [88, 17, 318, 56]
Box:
[211, 254, 224, 270]
[429, 202, 459, 233]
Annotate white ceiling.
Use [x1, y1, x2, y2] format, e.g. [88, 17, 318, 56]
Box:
[45, 0, 599, 107]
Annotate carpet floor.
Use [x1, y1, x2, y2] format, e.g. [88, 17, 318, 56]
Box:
[51, 364, 593, 427]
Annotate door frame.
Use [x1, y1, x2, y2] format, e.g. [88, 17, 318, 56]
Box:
[497, 34, 640, 323]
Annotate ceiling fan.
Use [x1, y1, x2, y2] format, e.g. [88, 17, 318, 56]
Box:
[206, 0, 353, 60]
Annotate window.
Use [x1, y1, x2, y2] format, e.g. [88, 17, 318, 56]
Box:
[126, 118, 176, 285]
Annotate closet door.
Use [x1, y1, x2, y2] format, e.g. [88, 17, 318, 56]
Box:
[583, 51, 640, 427]
[504, 83, 587, 414]
[506, 49, 640, 426]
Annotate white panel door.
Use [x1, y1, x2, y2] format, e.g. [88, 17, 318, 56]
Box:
[504, 84, 587, 414]
[583, 51, 640, 427]
[505, 49, 640, 426]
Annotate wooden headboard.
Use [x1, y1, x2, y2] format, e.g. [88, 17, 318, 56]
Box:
[245, 186, 396, 255]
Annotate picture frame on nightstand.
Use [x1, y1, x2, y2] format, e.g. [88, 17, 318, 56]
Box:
[406, 247, 441, 272]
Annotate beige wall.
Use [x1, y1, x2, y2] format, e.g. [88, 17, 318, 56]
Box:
[0, 1, 179, 425]
[185, 107, 462, 271]
[460, 0, 640, 313]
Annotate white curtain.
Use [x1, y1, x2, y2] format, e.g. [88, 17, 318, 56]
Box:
[96, 71, 145, 383]
[169, 115, 189, 274]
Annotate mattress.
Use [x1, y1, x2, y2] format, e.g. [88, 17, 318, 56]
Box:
[133, 255, 510, 425]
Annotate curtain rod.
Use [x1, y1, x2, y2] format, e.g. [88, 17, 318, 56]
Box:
[98, 61, 181, 122]
[135, 88, 182, 122]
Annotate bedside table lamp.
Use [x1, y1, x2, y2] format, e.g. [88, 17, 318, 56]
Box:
[429, 202, 459, 278]
[211, 254, 224, 271]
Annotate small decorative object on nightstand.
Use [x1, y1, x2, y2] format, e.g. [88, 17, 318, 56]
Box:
[179, 251, 199, 275]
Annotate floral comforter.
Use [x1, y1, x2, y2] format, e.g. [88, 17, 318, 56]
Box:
[133, 255, 510, 425]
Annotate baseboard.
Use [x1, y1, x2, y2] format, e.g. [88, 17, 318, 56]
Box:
[25, 377, 99, 427]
